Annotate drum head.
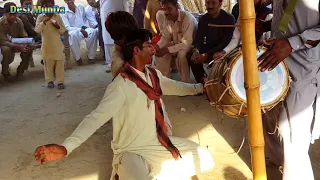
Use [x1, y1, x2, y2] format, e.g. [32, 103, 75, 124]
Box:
[229, 49, 289, 106]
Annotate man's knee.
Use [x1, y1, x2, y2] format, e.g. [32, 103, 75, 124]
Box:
[1, 46, 15, 64]
[177, 49, 189, 60]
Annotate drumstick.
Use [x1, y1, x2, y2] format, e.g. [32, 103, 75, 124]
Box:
[208, 24, 241, 28]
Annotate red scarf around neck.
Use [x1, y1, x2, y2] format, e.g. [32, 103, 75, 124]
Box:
[120, 63, 181, 160]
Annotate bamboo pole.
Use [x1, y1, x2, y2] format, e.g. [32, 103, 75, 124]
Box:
[238, 0, 267, 179]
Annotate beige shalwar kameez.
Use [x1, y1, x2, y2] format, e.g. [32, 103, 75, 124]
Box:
[35, 14, 66, 83]
[155, 10, 198, 83]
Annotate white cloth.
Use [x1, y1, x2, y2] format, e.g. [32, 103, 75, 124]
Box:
[270, 0, 320, 179]
[61, 65, 214, 180]
[62, 4, 98, 60]
[104, 44, 113, 64]
[85, 6, 98, 28]
[223, 14, 273, 54]
[100, 0, 129, 45]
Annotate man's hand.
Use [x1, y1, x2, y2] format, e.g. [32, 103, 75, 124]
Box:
[213, 50, 226, 60]
[258, 39, 292, 72]
[43, 16, 52, 25]
[81, 29, 89, 38]
[15, 44, 31, 52]
[35, 144, 67, 164]
[191, 51, 200, 62]
[155, 47, 169, 57]
[195, 53, 208, 64]
[51, 20, 60, 29]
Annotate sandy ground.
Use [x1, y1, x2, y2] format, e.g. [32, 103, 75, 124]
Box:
[1, 46, 320, 180]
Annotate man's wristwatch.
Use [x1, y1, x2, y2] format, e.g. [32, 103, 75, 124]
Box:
[81, 26, 87, 29]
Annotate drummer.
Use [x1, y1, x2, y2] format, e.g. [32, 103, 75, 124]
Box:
[187, 0, 235, 83]
[213, 0, 273, 60]
[258, 0, 320, 179]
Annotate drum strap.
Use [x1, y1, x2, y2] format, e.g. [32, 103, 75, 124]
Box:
[283, 99, 293, 143]
[279, 0, 300, 32]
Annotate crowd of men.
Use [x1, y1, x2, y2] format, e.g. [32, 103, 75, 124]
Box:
[0, 0, 272, 84]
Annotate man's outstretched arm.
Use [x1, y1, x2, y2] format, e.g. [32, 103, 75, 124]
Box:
[35, 83, 125, 164]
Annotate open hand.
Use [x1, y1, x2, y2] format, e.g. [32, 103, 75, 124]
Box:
[258, 39, 292, 71]
[34, 144, 67, 164]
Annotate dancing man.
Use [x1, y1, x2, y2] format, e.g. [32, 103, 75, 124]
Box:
[34, 28, 214, 180]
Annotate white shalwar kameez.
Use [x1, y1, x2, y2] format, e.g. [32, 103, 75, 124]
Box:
[265, 0, 320, 180]
[99, 0, 129, 65]
[62, 4, 98, 61]
[61, 66, 214, 180]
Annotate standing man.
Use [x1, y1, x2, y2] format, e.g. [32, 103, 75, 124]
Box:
[100, 0, 128, 71]
[34, 29, 214, 180]
[258, 0, 320, 179]
[154, 0, 198, 83]
[0, 2, 33, 82]
[62, 0, 98, 65]
[187, 0, 235, 83]
[85, 0, 105, 61]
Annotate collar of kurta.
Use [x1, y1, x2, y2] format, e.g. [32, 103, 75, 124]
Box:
[2, 16, 18, 25]
[65, 4, 81, 13]
[166, 9, 182, 22]
[130, 65, 151, 78]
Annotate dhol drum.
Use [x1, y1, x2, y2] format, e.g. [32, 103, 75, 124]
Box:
[205, 47, 290, 118]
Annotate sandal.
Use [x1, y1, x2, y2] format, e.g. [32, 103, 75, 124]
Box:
[47, 82, 54, 88]
[58, 83, 65, 89]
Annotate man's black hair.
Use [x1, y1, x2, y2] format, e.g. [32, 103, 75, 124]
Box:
[105, 11, 138, 41]
[40, 0, 54, 6]
[4, 2, 16, 13]
[122, 29, 153, 62]
[160, 0, 178, 6]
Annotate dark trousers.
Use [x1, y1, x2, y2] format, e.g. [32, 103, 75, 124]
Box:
[1, 46, 32, 76]
[96, 15, 105, 58]
[187, 50, 211, 83]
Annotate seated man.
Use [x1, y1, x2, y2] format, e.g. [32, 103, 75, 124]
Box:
[0, 2, 33, 82]
[19, 0, 41, 68]
[187, 0, 235, 83]
[85, 0, 105, 61]
[154, 0, 197, 83]
[62, 0, 98, 65]
[19, 0, 41, 42]
[214, 0, 273, 60]
[34, 28, 214, 180]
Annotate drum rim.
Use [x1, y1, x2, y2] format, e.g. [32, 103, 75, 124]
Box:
[226, 47, 291, 109]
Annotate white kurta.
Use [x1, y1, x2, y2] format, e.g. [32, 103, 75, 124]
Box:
[223, 14, 273, 54]
[61, 66, 214, 180]
[85, 6, 98, 28]
[100, 0, 128, 64]
[62, 4, 98, 61]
